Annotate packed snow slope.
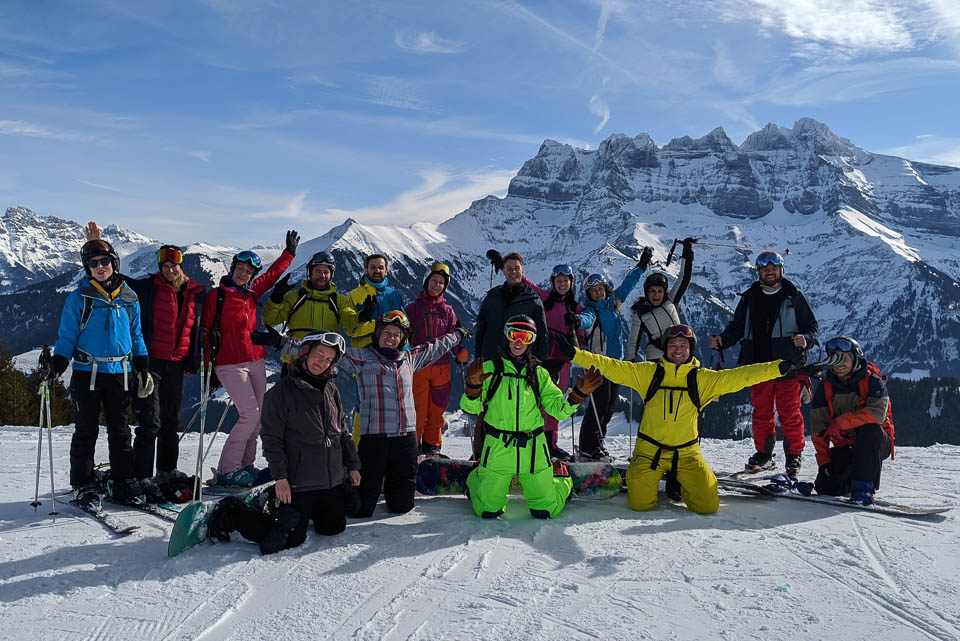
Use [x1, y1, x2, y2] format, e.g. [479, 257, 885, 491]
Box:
[1, 417, 958, 641]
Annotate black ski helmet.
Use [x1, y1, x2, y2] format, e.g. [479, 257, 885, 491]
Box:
[80, 239, 119, 277]
[825, 336, 864, 369]
[503, 314, 538, 340]
[306, 251, 336, 277]
[644, 272, 669, 295]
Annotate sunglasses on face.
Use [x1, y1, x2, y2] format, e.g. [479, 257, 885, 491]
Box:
[86, 257, 112, 269]
[506, 329, 535, 345]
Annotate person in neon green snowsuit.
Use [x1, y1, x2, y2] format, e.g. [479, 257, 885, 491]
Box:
[461, 315, 602, 519]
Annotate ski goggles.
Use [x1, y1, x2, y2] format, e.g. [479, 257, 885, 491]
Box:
[298, 331, 346, 359]
[551, 264, 574, 278]
[755, 251, 784, 268]
[86, 257, 112, 269]
[506, 329, 536, 345]
[157, 247, 183, 265]
[380, 310, 410, 328]
[428, 262, 451, 277]
[584, 273, 607, 289]
[235, 250, 262, 270]
[825, 337, 856, 354]
[665, 324, 695, 340]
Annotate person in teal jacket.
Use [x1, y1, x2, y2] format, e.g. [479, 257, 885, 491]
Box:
[461, 315, 602, 519]
[52, 239, 151, 511]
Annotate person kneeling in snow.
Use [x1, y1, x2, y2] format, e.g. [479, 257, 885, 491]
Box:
[810, 336, 894, 506]
[208, 331, 360, 555]
[559, 324, 791, 514]
[463, 315, 603, 519]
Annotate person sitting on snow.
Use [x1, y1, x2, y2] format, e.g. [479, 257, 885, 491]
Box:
[462, 315, 603, 520]
[558, 324, 792, 514]
[810, 336, 894, 505]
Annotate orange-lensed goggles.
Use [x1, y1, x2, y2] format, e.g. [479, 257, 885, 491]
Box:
[157, 247, 183, 265]
[506, 329, 535, 345]
[381, 310, 410, 328]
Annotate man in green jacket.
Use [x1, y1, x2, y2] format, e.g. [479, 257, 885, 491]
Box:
[462, 316, 602, 519]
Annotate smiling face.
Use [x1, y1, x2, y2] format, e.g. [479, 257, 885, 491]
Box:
[552, 275, 571, 295]
[306, 343, 337, 376]
[161, 261, 183, 283]
[310, 264, 333, 290]
[587, 284, 606, 301]
[666, 337, 691, 365]
[830, 351, 855, 380]
[378, 324, 404, 350]
[503, 259, 523, 285]
[758, 263, 782, 288]
[87, 256, 114, 282]
[232, 262, 256, 286]
[366, 257, 387, 284]
[508, 337, 529, 357]
[426, 273, 446, 297]
[647, 285, 665, 307]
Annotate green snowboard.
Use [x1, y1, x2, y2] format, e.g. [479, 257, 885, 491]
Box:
[167, 481, 275, 557]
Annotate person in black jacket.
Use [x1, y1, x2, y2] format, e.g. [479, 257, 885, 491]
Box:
[207, 330, 361, 555]
[710, 251, 818, 476]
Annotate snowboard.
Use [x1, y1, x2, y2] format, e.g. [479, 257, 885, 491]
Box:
[416, 458, 622, 500]
[716, 476, 950, 518]
[167, 481, 275, 558]
[613, 465, 774, 500]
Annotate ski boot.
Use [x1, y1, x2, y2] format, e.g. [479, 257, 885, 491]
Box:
[139, 477, 166, 503]
[745, 451, 775, 473]
[73, 484, 102, 513]
[216, 467, 257, 487]
[109, 478, 147, 507]
[549, 445, 573, 462]
[784, 454, 802, 478]
[849, 480, 875, 506]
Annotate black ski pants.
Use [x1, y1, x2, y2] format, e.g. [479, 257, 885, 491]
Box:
[815, 423, 891, 496]
[133, 358, 185, 478]
[69, 370, 134, 488]
[260, 487, 348, 554]
[355, 432, 418, 518]
[578, 378, 620, 452]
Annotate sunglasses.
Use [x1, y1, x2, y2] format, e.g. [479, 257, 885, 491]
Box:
[666, 324, 695, 339]
[157, 247, 183, 265]
[236, 250, 262, 269]
[756, 251, 784, 267]
[381, 310, 410, 328]
[86, 257, 112, 269]
[825, 337, 855, 354]
[506, 329, 535, 345]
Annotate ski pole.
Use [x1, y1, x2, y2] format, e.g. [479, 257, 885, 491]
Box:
[194, 344, 208, 502]
[177, 405, 202, 443]
[201, 398, 234, 465]
[666, 238, 789, 266]
[628, 387, 634, 452]
[31, 380, 45, 511]
[44, 380, 58, 519]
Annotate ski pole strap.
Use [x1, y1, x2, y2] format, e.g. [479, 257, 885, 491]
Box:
[636, 432, 699, 474]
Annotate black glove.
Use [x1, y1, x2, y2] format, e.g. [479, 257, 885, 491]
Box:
[455, 323, 473, 339]
[251, 326, 282, 348]
[554, 333, 577, 361]
[356, 294, 377, 323]
[564, 311, 580, 329]
[38, 348, 55, 381]
[285, 230, 300, 255]
[133, 355, 150, 375]
[52, 354, 69, 377]
[778, 360, 797, 376]
[681, 237, 696, 259]
[208, 368, 222, 391]
[270, 274, 294, 303]
[485, 249, 504, 273]
[638, 246, 654, 271]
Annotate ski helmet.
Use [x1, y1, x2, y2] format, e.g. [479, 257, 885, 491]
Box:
[583, 273, 609, 293]
[503, 315, 538, 345]
[550, 264, 575, 286]
[422, 262, 451, 294]
[80, 239, 119, 277]
[825, 336, 864, 368]
[661, 324, 697, 357]
[643, 272, 669, 295]
[298, 330, 346, 366]
[230, 250, 263, 276]
[306, 251, 336, 277]
[375, 310, 411, 349]
[156, 245, 183, 266]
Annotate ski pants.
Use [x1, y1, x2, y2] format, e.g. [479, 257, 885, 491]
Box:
[215, 359, 267, 474]
[355, 433, 418, 517]
[815, 424, 891, 496]
[69, 370, 134, 488]
[260, 487, 348, 554]
[625, 448, 719, 514]
[466, 429, 573, 519]
[578, 378, 619, 452]
[133, 358, 185, 478]
[750, 378, 805, 457]
[541, 360, 571, 449]
[412, 363, 451, 448]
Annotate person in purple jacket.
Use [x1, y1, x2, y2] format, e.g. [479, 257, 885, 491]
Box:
[405, 263, 469, 456]
[522, 264, 591, 461]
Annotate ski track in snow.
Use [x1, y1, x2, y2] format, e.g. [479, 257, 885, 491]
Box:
[0, 421, 958, 641]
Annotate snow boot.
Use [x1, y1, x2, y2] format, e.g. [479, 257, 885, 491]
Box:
[784, 454, 802, 478]
[578, 446, 612, 462]
[850, 480, 875, 506]
[216, 467, 256, 487]
[549, 445, 573, 462]
[745, 451, 775, 472]
[109, 478, 147, 507]
[138, 477, 165, 504]
[73, 484, 101, 513]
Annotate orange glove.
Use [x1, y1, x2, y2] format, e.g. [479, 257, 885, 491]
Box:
[569, 367, 603, 405]
[456, 347, 469, 364]
[465, 359, 490, 399]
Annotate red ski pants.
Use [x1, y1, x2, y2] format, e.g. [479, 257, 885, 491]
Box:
[412, 363, 451, 447]
[750, 378, 805, 456]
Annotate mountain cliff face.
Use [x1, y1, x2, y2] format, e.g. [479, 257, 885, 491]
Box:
[2, 118, 960, 380]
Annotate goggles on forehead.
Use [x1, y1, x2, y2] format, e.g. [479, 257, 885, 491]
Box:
[235, 250, 262, 269]
[666, 324, 695, 339]
[299, 331, 346, 358]
[584, 273, 607, 289]
[429, 262, 451, 277]
[551, 264, 574, 278]
[755, 251, 784, 267]
[157, 247, 183, 265]
[506, 329, 536, 345]
[380, 310, 410, 328]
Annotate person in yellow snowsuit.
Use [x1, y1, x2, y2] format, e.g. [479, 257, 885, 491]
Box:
[562, 324, 791, 514]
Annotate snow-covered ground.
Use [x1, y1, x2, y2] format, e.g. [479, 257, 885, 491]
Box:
[1, 415, 958, 641]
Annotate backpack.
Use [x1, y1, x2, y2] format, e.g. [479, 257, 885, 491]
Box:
[283, 287, 340, 334]
[481, 357, 542, 413]
[643, 362, 702, 411]
[822, 361, 895, 458]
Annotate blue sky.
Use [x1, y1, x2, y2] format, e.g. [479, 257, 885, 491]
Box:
[1, 0, 959, 246]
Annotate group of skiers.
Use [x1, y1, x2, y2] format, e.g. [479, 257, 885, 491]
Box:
[48, 223, 894, 554]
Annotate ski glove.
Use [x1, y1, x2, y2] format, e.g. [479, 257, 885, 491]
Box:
[554, 333, 577, 361]
[465, 358, 491, 399]
[132, 355, 150, 375]
[778, 360, 797, 376]
[356, 294, 377, 323]
[569, 367, 603, 405]
[454, 322, 473, 340]
[681, 237, 696, 259]
[51, 354, 69, 377]
[285, 230, 300, 255]
[269, 274, 294, 303]
[552, 460, 571, 478]
[251, 325, 282, 348]
[485, 249, 504, 273]
[137, 371, 155, 399]
[825, 422, 855, 447]
[456, 347, 470, 364]
[638, 246, 654, 271]
[564, 312, 580, 329]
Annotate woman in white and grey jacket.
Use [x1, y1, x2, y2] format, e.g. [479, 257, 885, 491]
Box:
[626, 238, 694, 362]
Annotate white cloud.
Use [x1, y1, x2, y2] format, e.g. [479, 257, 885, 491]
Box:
[0, 119, 100, 144]
[359, 75, 434, 112]
[878, 135, 960, 167]
[187, 150, 211, 162]
[78, 179, 121, 192]
[394, 31, 465, 54]
[326, 168, 515, 225]
[588, 95, 610, 134]
[247, 190, 310, 220]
